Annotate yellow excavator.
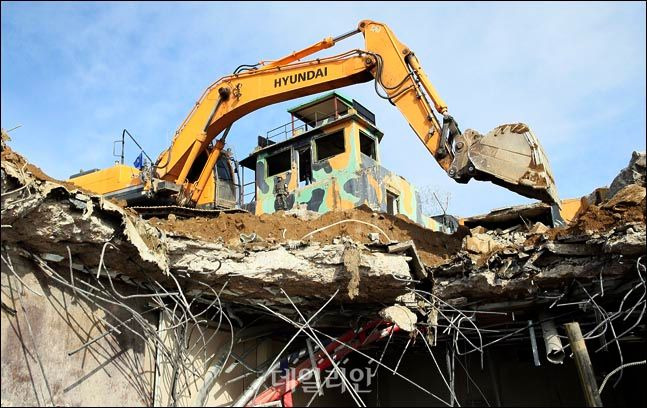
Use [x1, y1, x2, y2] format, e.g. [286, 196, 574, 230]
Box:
[69, 19, 559, 219]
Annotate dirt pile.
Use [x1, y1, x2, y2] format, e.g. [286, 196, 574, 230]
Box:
[2, 141, 466, 268]
[150, 207, 468, 267]
[566, 200, 645, 236]
[558, 176, 645, 237]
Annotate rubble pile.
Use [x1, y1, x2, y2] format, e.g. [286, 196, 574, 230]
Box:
[1, 144, 645, 312]
[1, 146, 418, 309]
[432, 153, 645, 303]
[148, 205, 465, 267]
[2, 140, 646, 407]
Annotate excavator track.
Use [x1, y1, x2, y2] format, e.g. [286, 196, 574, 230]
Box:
[129, 205, 247, 219]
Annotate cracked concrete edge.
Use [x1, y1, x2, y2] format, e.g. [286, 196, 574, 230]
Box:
[98, 197, 169, 273]
[432, 224, 646, 300]
[2, 157, 415, 302]
[2, 157, 169, 273]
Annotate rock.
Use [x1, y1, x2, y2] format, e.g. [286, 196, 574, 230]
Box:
[284, 206, 322, 221]
[603, 224, 646, 255]
[470, 226, 488, 235]
[240, 232, 258, 243]
[585, 187, 609, 206]
[608, 151, 646, 198]
[528, 222, 549, 234]
[379, 305, 417, 332]
[602, 184, 646, 210]
[464, 233, 506, 254]
[395, 292, 416, 307]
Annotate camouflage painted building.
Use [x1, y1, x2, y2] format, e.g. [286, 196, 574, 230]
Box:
[240, 92, 454, 232]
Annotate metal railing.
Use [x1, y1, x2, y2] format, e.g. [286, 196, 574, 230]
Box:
[240, 165, 257, 206]
[264, 110, 347, 143]
[265, 120, 307, 142]
[113, 129, 153, 165]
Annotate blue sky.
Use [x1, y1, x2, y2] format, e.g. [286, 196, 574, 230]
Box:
[2, 1, 645, 216]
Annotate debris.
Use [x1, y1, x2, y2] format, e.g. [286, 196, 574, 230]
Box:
[544, 242, 599, 256]
[148, 206, 463, 267]
[539, 316, 564, 365]
[284, 205, 322, 221]
[470, 226, 488, 234]
[387, 240, 427, 279]
[2, 143, 646, 407]
[528, 222, 549, 234]
[462, 201, 554, 230]
[602, 184, 646, 211]
[240, 232, 258, 243]
[565, 193, 645, 235]
[463, 232, 506, 254]
[607, 151, 646, 199]
[342, 244, 361, 300]
[1, 150, 417, 308]
[0, 129, 10, 150]
[380, 305, 417, 332]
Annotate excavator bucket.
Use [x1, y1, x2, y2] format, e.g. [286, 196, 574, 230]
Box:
[467, 123, 560, 205]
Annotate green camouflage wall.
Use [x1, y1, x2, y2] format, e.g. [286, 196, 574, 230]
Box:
[253, 117, 445, 231]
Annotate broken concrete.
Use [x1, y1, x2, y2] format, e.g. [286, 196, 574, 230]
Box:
[379, 305, 417, 332]
[607, 151, 646, 198]
[2, 144, 645, 310]
[433, 222, 645, 300]
[1, 146, 418, 311]
[2, 143, 646, 407]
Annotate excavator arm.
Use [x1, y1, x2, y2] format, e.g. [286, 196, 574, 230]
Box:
[155, 19, 559, 206]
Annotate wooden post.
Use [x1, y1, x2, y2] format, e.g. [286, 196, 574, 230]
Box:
[564, 322, 603, 407]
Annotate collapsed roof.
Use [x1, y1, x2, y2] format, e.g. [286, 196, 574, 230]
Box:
[1, 139, 645, 406]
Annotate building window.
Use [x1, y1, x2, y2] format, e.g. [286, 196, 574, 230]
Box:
[315, 131, 345, 161]
[266, 149, 291, 177]
[216, 157, 232, 181]
[387, 191, 399, 215]
[298, 147, 313, 186]
[359, 131, 376, 160]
